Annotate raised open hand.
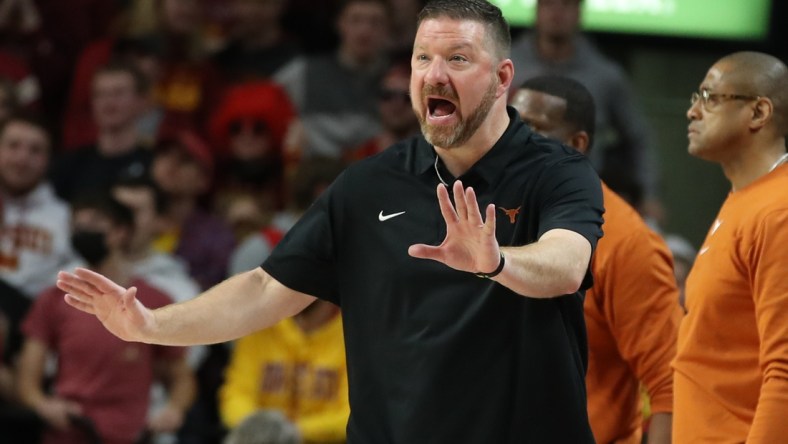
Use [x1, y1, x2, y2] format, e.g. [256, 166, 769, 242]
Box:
[408, 180, 501, 275]
[57, 268, 155, 343]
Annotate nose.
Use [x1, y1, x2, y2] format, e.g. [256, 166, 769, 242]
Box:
[424, 58, 449, 86]
[687, 99, 701, 121]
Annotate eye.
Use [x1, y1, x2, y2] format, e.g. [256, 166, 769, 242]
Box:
[449, 55, 468, 63]
[414, 54, 429, 62]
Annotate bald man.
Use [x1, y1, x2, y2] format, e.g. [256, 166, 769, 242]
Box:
[673, 51, 788, 443]
[510, 76, 681, 444]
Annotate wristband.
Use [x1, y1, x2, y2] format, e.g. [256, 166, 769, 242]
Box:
[475, 251, 505, 279]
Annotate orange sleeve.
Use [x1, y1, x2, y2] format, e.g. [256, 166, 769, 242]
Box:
[747, 208, 788, 443]
[601, 227, 682, 413]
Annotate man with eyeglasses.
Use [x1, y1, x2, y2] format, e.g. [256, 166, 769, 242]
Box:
[673, 51, 788, 443]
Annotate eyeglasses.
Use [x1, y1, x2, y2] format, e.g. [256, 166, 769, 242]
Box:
[379, 89, 410, 104]
[690, 88, 761, 110]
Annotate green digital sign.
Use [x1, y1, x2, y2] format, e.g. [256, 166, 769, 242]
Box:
[490, 0, 772, 40]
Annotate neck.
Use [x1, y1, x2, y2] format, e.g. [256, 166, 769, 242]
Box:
[721, 139, 787, 191]
[97, 125, 139, 156]
[436, 103, 510, 178]
[536, 32, 576, 62]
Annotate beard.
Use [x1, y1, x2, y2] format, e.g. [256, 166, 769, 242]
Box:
[416, 74, 499, 149]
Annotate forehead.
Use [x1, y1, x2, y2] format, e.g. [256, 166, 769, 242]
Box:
[415, 18, 488, 50]
[0, 121, 49, 146]
[72, 207, 113, 227]
[509, 89, 567, 119]
[700, 62, 734, 90]
[114, 186, 154, 208]
[93, 70, 135, 87]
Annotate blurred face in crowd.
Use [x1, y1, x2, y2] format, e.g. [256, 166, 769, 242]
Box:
[536, 0, 581, 40]
[686, 61, 756, 162]
[0, 120, 50, 196]
[112, 186, 160, 254]
[379, 67, 418, 135]
[162, 0, 203, 35]
[152, 145, 209, 197]
[337, 1, 390, 63]
[231, 0, 286, 39]
[71, 207, 129, 264]
[229, 119, 273, 161]
[411, 17, 503, 148]
[92, 70, 144, 132]
[509, 88, 577, 147]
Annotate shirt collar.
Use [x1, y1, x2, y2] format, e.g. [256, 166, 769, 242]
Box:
[410, 107, 532, 188]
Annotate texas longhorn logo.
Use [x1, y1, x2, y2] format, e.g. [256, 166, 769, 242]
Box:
[498, 206, 521, 224]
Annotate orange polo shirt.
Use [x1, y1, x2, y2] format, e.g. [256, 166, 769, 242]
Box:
[585, 183, 682, 443]
[673, 164, 788, 443]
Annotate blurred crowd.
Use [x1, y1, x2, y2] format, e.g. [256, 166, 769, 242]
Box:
[0, 0, 697, 443]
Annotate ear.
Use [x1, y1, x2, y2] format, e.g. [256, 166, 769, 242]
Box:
[496, 59, 515, 98]
[568, 131, 590, 154]
[749, 97, 773, 131]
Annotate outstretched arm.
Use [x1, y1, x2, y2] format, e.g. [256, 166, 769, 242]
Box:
[408, 181, 591, 298]
[57, 267, 316, 346]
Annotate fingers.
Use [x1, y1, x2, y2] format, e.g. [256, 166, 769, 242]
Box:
[436, 183, 459, 225]
[437, 181, 492, 231]
[57, 271, 101, 297]
[452, 180, 468, 221]
[465, 186, 485, 228]
[122, 286, 138, 307]
[484, 203, 496, 236]
[408, 243, 443, 261]
[74, 267, 125, 294]
[63, 294, 96, 315]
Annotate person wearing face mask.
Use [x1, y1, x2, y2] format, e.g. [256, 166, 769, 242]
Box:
[16, 193, 196, 444]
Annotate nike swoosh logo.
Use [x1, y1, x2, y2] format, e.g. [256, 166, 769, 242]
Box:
[378, 211, 406, 221]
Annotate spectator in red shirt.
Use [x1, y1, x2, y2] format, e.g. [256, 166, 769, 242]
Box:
[16, 192, 196, 444]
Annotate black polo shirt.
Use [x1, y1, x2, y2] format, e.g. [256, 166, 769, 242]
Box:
[263, 107, 603, 443]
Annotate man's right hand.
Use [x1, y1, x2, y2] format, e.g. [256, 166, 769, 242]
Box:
[57, 268, 155, 343]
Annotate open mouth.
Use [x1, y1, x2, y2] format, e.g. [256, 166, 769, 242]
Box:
[427, 97, 457, 119]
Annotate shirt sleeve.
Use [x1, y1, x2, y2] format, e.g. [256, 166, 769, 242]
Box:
[601, 228, 682, 413]
[536, 153, 605, 253]
[747, 208, 788, 443]
[262, 172, 345, 305]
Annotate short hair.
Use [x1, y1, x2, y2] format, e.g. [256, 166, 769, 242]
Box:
[93, 59, 151, 96]
[112, 173, 170, 216]
[0, 111, 54, 150]
[223, 410, 301, 444]
[71, 192, 136, 230]
[519, 75, 596, 147]
[417, 0, 511, 60]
